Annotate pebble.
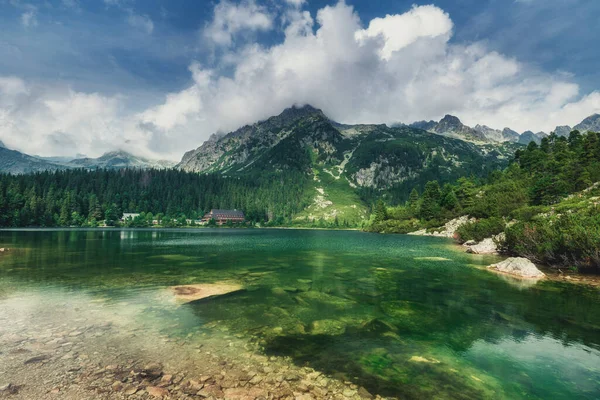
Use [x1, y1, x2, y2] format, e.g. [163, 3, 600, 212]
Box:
[147, 386, 169, 398]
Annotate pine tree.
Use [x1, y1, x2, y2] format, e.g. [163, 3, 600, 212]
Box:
[374, 200, 388, 223]
[419, 181, 442, 220]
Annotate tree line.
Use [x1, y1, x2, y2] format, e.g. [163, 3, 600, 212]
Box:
[0, 169, 312, 227]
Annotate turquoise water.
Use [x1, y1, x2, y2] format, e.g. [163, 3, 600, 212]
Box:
[0, 229, 599, 399]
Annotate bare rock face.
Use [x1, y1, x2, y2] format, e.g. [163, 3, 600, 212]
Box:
[488, 257, 545, 279]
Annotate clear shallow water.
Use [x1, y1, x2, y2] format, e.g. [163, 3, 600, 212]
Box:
[0, 229, 599, 399]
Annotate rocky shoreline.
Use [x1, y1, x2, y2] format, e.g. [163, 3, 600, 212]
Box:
[0, 293, 384, 400]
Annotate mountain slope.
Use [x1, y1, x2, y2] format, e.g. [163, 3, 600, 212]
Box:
[179, 105, 517, 222]
[574, 114, 600, 133]
[0, 147, 66, 175]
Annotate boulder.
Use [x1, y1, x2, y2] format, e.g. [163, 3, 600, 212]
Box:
[408, 216, 474, 238]
[488, 257, 545, 279]
[465, 238, 498, 254]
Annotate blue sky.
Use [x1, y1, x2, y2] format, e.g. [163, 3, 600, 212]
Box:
[1, 0, 599, 159]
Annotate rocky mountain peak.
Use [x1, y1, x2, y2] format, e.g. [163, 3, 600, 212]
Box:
[437, 114, 462, 128]
[265, 104, 325, 127]
[574, 113, 600, 132]
[553, 125, 572, 137]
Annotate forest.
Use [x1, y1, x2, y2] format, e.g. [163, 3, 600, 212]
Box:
[0, 169, 312, 227]
[367, 130, 600, 272]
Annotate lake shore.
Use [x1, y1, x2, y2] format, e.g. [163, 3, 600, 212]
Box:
[0, 291, 381, 400]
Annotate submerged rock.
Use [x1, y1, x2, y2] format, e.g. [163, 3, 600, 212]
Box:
[310, 319, 346, 335]
[170, 282, 244, 303]
[146, 386, 169, 398]
[409, 355, 440, 364]
[488, 257, 545, 279]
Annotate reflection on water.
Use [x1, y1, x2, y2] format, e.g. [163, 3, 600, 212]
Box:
[0, 229, 599, 399]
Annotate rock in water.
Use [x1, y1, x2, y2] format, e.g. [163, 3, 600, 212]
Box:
[170, 282, 244, 303]
[465, 238, 498, 254]
[488, 257, 545, 279]
[310, 319, 346, 335]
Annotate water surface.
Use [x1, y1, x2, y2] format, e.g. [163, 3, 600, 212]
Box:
[0, 229, 599, 399]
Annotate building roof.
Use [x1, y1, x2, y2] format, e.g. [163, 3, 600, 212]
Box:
[204, 209, 245, 218]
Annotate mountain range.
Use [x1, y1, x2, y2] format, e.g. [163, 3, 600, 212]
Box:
[1, 106, 598, 223]
[0, 148, 174, 175]
[408, 113, 600, 145]
[177, 105, 521, 222]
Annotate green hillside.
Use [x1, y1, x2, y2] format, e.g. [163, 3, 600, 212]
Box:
[369, 130, 600, 272]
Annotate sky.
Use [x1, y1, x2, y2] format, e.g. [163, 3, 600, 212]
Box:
[0, 0, 599, 160]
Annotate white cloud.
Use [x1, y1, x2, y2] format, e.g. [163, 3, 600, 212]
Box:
[285, 0, 306, 7]
[355, 5, 453, 60]
[1, 1, 599, 161]
[0, 79, 133, 158]
[204, 0, 274, 47]
[127, 13, 154, 34]
[20, 8, 37, 28]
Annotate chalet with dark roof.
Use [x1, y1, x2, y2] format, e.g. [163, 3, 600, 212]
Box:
[201, 209, 245, 225]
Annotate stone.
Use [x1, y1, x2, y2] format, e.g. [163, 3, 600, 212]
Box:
[170, 282, 244, 303]
[465, 238, 498, 254]
[409, 356, 440, 364]
[342, 388, 357, 397]
[198, 384, 225, 398]
[295, 395, 315, 400]
[123, 386, 139, 395]
[147, 386, 169, 398]
[358, 387, 374, 399]
[0, 384, 20, 395]
[310, 320, 346, 336]
[24, 355, 50, 364]
[488, 257, 545, 279]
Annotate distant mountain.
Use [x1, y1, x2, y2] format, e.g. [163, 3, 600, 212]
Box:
[0, 146, 66, 175]
[502, 128, 521, 142]
[574, 114, 600, 133]
[408, 113, 600, 144]
[69, 150, 175, 170]
[548, 114, 600, 138]
[472, 125, 520, 143]
[411, 115, 520, 143]
[553, 125, 572, 138]
[0, 146, 174, 175]
[430, 115, 487, 142]
[179, 105, 516, 223]
[519, 131, 548, 145]
[409, 120, 437, 131]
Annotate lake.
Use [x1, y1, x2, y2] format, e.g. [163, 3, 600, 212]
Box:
[0, 229, 599, 399]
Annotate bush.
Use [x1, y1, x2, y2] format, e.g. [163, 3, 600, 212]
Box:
[455, 217, 505, 243]
[509, 206, 548, 222]
[366, 218, 421, 234]
[504, 209, 600, 272]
